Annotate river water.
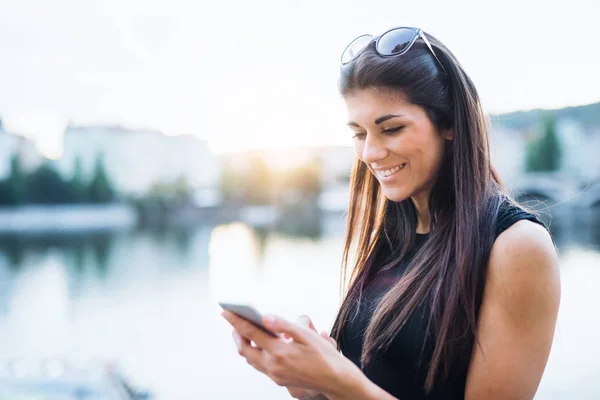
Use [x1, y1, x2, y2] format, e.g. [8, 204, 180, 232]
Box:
[0, 207, 598, 399]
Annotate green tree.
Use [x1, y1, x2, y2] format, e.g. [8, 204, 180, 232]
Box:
[147, 176, 192, 204]
[292, 156, 322, 197]
[525, 114, 562, 172]
[244, 154, 272, 205]
[219, 161, 241, 204]
[8, 154, 26, 205]
[219, 153, 273, 206]
[70, 156, 88, 202]
[525, 140, 540, 172]
[24, 162, 71, 204]
[0, 154, 25, 205]
[88, 153, 115, 203]
[0, 180, 11, 205]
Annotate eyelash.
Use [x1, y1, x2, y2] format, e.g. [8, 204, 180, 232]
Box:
[352, 126, 404, 139]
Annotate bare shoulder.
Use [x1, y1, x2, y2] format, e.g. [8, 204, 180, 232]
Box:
[464, 219, 561, 398]
[487, 219, 561, 317]
[490, 219, 558, 273]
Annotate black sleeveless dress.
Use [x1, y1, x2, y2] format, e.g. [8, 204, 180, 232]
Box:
[339, 203, 546, 399]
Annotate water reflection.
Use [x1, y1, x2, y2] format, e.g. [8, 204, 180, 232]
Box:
[6, 257, 71, 356]
[208, 223, 264, 304]
[0, 208, 598, 399]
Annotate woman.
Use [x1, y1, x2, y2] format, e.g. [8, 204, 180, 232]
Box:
[221, 26, 561, 399]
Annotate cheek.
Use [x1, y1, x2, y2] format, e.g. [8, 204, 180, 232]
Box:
[422, 142, 446, 176]
[409, 139, 444, 177]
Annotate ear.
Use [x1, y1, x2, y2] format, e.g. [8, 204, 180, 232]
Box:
[444, 128, 454, 141]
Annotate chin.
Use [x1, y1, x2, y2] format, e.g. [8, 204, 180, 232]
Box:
[381, 186, 412, 202]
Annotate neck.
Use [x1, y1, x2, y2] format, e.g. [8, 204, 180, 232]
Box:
[411, 191, 431, 234]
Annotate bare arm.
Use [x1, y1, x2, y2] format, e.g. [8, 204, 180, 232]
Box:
[464, 220, 561, 399]
[322, 366, 399, 400]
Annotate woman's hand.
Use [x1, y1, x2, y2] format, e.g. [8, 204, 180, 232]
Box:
[284, 315, 337, 399]
[221, 310, 362, 399]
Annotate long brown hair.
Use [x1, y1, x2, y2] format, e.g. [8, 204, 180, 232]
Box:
[329, 31, 510, 392]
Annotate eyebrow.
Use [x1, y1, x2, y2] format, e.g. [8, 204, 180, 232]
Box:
[346, 114, 403, 127]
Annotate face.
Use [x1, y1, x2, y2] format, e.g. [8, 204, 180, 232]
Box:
[344, 88, 452, 203]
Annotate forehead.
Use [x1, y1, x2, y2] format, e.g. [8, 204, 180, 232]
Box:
[344, 88, 416, 123]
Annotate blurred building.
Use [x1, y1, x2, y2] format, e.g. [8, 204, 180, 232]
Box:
[557, 119, 600, 183]
[0, 128, 44, 178]
[317, 146, 355, 186]
[57, 125, 221, 196]
[489, 126, 527, 183]
[0, 115, 597, 205]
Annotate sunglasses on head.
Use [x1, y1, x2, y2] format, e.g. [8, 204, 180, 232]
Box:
[340, 26, 447, 74]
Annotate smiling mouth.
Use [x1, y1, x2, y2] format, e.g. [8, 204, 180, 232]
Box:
[375, 163, 407, 178]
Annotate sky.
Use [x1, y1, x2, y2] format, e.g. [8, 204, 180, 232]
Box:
[0, 0, 599, 156]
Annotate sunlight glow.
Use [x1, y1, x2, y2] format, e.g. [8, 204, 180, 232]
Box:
[5, 110, 66, 160]
[0, 0, 598, 154]
[207, 223, 263, 303]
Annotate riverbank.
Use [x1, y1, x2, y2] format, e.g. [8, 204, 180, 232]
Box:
[0, 204, 137, 233]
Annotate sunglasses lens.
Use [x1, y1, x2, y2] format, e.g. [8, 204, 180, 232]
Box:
[377, 28, 418, 56]
[341, 34, 373, 64]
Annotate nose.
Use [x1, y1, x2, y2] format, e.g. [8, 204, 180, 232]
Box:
[360, 133, 388, 164]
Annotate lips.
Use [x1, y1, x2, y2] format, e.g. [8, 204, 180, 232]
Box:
[374, 163, 406, 179]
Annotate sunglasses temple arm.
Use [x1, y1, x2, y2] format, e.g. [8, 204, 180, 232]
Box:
[419, 31, 448, 75]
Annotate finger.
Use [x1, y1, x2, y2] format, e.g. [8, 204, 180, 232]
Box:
[320, 331, 337, 347]
[262, 315, 314, 344]
[287, 386, 310, 398]
[297, 314, 316, 331]
[233, 329, 250, 348]
[234, 328, 264, 350]
[288, 315, 315, 343]
[232, 330, 265, 371]
[222, 310, 278, 350]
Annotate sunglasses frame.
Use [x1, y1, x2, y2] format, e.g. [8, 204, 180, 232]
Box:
[341, 27, 448, 75]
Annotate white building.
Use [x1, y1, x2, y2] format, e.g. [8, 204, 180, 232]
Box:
[0, 129, 44, 179]
[58, 125, 221, 196]
[490, 118, 600, 188]
[584, 128, 600, 182]
[489, 126, 527, 185]
[557, 119, 600, 183]
[317, 146, 355, 186]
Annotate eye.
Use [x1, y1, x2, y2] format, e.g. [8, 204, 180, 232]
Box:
[382, 126, 404, 136]
[352, 132, 367, 140]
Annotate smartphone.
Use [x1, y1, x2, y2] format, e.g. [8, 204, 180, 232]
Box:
[219, 302, 279, 337]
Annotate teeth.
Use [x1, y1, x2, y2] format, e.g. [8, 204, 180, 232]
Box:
[377, 164, 404, 178]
